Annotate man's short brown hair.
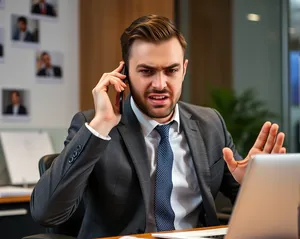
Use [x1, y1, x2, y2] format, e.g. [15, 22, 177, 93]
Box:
[120, 14, 187, 66]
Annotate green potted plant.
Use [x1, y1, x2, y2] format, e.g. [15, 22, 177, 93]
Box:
[206, 87, 277, 157]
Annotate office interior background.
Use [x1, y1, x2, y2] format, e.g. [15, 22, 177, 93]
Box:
[0, 0, 299, 238]
[0, 0, 299, 181]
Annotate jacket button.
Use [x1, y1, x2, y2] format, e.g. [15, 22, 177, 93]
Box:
[72, 151, 78, 158]
[68, 157, 74, 163]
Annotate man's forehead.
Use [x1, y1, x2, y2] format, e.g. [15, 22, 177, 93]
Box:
[129, 39, 184, 66]
[130, 38, 183, 52]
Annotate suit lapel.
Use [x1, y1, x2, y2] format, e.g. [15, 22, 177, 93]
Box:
[180, 106, 219, 226]
[117, 98, 151, 219]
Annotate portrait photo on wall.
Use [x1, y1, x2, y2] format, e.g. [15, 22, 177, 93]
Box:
[1, 89, 30, 120]
[0, 0, 5, 9]
[36, 50, 63, 82]
[0, 27, 4, 63]
[30, 0, 58, 19]
[11, 14, 40, 48]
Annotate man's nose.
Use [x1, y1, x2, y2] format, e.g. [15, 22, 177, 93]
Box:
[152, 72, 167, 90]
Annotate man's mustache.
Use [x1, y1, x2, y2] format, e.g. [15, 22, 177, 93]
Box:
[146, 89, 170, 94]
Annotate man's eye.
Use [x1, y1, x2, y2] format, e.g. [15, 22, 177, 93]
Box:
[167, 69, 178, 73]
[140, 69, 153, 75]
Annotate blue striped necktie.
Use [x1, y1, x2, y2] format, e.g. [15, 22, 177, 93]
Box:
[154, 123, 175, 231]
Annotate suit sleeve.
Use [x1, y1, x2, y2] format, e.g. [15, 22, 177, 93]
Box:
[213, 109, 242, 204]
[30, 112, 110, 226]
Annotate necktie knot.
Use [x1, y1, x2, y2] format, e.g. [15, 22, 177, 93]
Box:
[155, 123, 172, 139]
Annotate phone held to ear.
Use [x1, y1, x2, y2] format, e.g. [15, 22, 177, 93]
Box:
[119, 65, 128, 114]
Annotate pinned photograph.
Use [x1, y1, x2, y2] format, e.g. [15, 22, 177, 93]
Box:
[31, 0, 58, 19]
[0, 27, 4, 63]
[36, 50, 63, 82]
[1, 89, 30, 120]
[0, 0, 5, 9]
[11, 14, 40, 48]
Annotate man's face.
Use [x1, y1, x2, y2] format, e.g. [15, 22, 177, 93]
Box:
[128, 37, 188, 123]
[42, 54, 51, 67]
[11, 92, 20, 105]
[18, 21, 26, 32]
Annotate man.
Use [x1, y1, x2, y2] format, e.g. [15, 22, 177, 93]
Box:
[30, 15, 285, 239]
[4, 90, 27, 115]
[37, 51, 62, 78]
[31, 0, 56, 17]
[13, 16, 34, 42]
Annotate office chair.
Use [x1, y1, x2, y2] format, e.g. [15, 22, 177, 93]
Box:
[215, 192, 232, 225]
[23, 154, 86, 239]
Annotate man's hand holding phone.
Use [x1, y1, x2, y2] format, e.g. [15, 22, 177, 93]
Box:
[89, 61, 127, 137]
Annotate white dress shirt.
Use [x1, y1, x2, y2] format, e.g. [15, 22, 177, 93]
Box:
[40, 3, 46, 11]
[86, 97, 202, 231]
[19, 31, 26, 41]
[46, 67, 54, 77]
[12, 104, 19, 115]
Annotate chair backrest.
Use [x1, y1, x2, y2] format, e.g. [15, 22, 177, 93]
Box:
[38, 154, 86, 237]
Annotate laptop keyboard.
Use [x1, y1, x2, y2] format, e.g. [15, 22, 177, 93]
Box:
[200, 235, 225, 238]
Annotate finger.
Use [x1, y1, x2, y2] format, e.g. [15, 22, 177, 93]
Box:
[271, 132, 285, 153]
[252, 121, 272, 150]
[105, 74, 126, 88]
[98, 75, 126, 91]
[110, 71, 127, 80]
[279, 147, 286, 154]
[263, 124, 279, 153]
[112, 61, 125, 73]
[222, 148, 236, 172]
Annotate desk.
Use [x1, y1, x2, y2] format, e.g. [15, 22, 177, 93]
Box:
[0, 195, 44, 239]
[0, 195, 30, 204]
[99, 226, 227, 239]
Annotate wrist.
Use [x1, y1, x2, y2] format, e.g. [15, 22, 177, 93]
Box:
[89, 117, 114, 136]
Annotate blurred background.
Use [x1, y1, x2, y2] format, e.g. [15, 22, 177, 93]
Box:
[0, 0, 300, 238]
[0, 0, 299, 155]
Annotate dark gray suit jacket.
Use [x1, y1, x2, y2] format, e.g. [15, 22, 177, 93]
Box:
[30, 98, 241, 239]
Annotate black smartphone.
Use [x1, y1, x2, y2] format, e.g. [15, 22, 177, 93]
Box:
[119, 65, 129, 114]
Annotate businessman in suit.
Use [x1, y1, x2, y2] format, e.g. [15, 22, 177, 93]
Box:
[3, 90, 27, 115]
[30, 15, 286, 239]
[13, 16, 34, 42]
[37, 51, 62, 78]
[31, 0, 56, 17]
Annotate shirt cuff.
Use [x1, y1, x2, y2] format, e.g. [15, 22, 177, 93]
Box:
[85, 122, 111, 140]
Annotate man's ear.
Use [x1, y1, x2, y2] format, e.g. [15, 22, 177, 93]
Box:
[183, 59, 188, 80]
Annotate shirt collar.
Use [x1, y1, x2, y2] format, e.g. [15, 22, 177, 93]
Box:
[130, 96, 180, 137]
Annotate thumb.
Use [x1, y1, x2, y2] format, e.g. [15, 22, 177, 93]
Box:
[222, 147, 237, 172]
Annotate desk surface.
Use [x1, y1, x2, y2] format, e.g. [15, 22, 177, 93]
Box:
[0, 196, 30, 204]
[99, 226, 226, 239]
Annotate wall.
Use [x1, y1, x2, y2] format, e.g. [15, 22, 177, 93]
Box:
[79, 0, 174, 110]
[232, 0, 283, 129]
[187, 0, 232, 105]
[0, 0, 79, 153]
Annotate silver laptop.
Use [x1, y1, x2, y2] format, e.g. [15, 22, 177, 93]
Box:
[152, 153, 300, 239]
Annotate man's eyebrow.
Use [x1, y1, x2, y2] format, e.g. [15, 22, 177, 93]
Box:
[136, 63, 181, 69]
